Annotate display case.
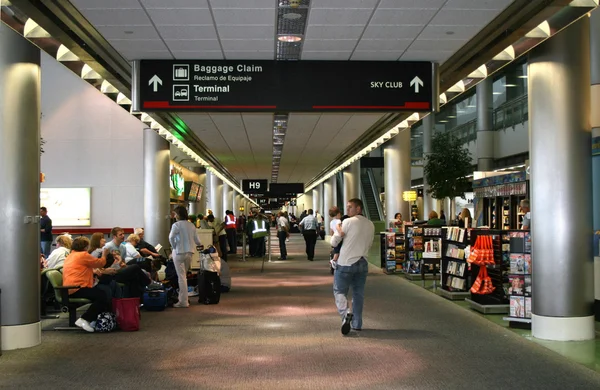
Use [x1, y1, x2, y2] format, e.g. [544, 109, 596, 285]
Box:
[380, 230, 405, 274]
[503, 230, 532, 329]
[440, 227, 470, 300]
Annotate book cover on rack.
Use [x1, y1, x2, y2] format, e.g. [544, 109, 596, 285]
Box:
[386, 233, 395, 248]
[386, 249, 395, 259]
[509, 275, 525, 295]
[510, 254, 525, 274]
[510, 231, 525, 253]
[524, 275, 532, 296]
[510, 296, 525, 318]
[523, 254, 532, 274]
[524, 232, 531, 253]
[525, 297, 532, 318]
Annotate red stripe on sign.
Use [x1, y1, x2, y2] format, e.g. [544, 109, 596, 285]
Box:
[143, 101, 277, 109]
[312, 102, 431, 110]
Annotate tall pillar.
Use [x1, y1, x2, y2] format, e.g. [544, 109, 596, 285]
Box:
[303, 192, 313, 213]
[343, 161, 361, 207]
[477, 77, 495, 171]
[209, 171, 223, 219]
[529, 17, 594, 341]
[189, 167, 206, 216]
[590, 9, 600, 320]
[384, 129, 411, 223]
[233, 193, 240, 216]
[324, 176, 335, 234]
[222, 182, 232, 218]
[0, 24, 42, 350]
[422, 114, 435, 217]
[312, 186, 321, 216]
[143, 129, 170, 250]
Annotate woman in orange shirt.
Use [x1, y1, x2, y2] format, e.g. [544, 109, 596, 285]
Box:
[63, 236, 110, 332]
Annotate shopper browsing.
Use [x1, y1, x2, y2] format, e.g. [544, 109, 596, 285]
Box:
[520, 199, 531, 230]
[330, 198, 374, 335]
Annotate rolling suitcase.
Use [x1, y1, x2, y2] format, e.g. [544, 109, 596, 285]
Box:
[197, 270, 221, 305]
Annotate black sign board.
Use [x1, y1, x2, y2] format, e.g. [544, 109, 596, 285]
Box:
[242, 179, 268, 194]
[138, 60, 434, 112]
[269, 183, 304, 196]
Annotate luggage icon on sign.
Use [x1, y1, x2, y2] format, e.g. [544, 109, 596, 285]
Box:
[173, 64, 189, 81]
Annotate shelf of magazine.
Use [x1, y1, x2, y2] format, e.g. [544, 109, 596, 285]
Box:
[380, 231, 406, 274]
[503, 230, 532, 326]
[404, 225, 442, 280]
[441, 227, 470, 296]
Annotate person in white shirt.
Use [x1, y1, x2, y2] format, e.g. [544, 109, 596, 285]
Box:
[45, 234, 72, 269]
[169, 206, 202, 308]
[276, 212, 289, 260]
[328, 206, 341, 236]
[330, 198, 375, 335]
[124, 234, 142, 263]
[299, 209, 318, 261]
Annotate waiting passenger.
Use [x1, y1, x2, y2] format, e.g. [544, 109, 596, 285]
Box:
[45, 234, 73, 269]
[427, 211, 444, 226]
[124, 234, 142, 263]
[134, 228, 161, 258]
[88, 232, 106, 258]
[458, 208, 472, 228]
[103, 227, 127, 259]
[62, 236, 110, 333]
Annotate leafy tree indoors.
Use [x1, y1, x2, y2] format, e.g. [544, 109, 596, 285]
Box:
[424, 132, 473, 200]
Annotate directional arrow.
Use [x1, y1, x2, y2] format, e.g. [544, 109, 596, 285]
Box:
[410, 76, 424, 93]
[149, 75, 162, 92]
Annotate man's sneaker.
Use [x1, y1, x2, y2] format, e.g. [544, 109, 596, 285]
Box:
[173, 303, 189, 308]
[341, 313, 353, 335]
[75, 318, 95, 333]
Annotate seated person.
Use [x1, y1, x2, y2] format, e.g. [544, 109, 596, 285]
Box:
[427, 211, 444, 226]
[88, 232, 106, 258]
[62, 237, 110, 332]
[93, 252, 121, 303]
[134, 228, 161, 258]
[220, 259, 231, 293]
[45, 234, 73, 269]
[97, 250, 150, 299]
[124, 234, 142, 263]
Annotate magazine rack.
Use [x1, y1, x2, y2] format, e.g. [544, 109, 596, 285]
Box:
[465, 229, 510, 314]
[440, 227, 471, 300]
[379, 229, 405, 274]
[502, 230, 532, 329]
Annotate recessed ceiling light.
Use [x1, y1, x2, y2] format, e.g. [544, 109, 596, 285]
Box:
[124, 30, 134, 35]
[446, 31, 455, 35]
[447, 115, 457, 118]
[504, 84, 518, 87]
[517, 75, 528, 79]
[278, 35, 302, 42]
[493, 92, 503, 95]
[283, 12, 302, 20]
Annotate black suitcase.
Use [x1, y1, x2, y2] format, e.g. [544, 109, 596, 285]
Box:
[198, 270, 221, 305]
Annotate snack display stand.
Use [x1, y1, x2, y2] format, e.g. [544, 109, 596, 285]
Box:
[440, 227, 471, 300]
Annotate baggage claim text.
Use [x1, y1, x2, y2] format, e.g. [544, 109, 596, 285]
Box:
[192, 64, 261, 101]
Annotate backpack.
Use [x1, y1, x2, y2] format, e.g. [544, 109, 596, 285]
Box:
[95, 312, 117, 333]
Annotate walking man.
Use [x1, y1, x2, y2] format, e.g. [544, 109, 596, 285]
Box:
[330, 198, 374, 335]
[299, 209, 318, 261]
[276, 211, 289, 260]
[40, 207, 53, 258]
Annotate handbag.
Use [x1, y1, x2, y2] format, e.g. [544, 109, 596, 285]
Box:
[112, 297, 140, 331]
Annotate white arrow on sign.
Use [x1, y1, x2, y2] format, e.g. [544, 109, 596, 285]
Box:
[149, 75, 163, 92]
[410, 76, 424, 93]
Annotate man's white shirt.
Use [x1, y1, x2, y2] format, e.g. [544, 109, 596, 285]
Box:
[330, 215, 374, 266]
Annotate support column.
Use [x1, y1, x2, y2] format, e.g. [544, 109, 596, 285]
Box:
[422, 114, 435, 217]
[312, 185, 321, 217]
[477, 77, 495, 171]
[189, 167, 206, 216]
[590, 9, 600, 321]
[233, 193, 240, 216]
[384, 129, 411, 223]
[529, 18, 595, 341]
[302, 192, 313, 213]
[0, 24, 42, 350]
[209, 171, 223, 219]
[324, 176, 335, 234]
[343, 161, 361, 207]
[222, 182, 232, 218]
[143, 129, 170, 251]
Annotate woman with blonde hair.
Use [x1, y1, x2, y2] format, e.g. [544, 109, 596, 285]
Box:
[459, 208, 472, 228]
[45, 234, 73, 269]
[124, 234, 142, 262]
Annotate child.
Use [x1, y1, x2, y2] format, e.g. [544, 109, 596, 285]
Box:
[330, 215, 349, 274]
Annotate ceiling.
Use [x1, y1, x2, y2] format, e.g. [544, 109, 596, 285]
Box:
[67, 0, 515, 184]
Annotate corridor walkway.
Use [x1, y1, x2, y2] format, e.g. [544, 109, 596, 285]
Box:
[1, 233, 599, 389]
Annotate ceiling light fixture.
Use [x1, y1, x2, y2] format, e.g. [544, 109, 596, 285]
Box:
[278, 35, 302, 42]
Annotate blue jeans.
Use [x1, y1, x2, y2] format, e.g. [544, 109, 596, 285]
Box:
[333, 258, 368, 329]
[41, 241, 52, 258]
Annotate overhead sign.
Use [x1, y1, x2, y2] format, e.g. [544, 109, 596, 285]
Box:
[137, 60, 435, 113]
[242, 179, 268, 194]
[402, 191, 417, 202]
[270, 183, 304, 196]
